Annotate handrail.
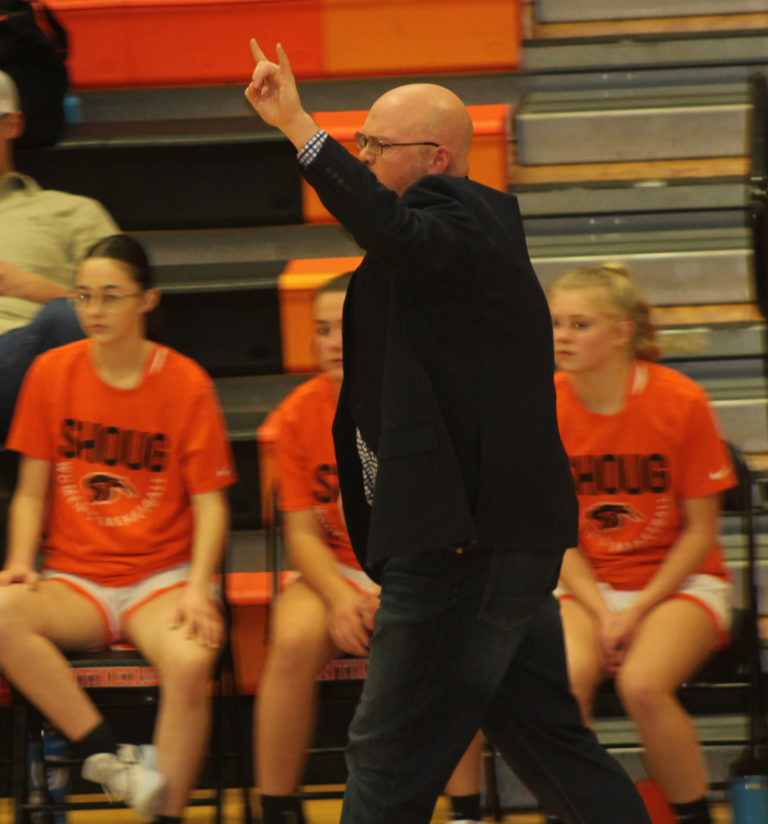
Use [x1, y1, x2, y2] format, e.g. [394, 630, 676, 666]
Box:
[748, 72, 768, 319]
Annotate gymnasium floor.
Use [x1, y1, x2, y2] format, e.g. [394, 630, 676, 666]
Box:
[0, 790, 733, 823]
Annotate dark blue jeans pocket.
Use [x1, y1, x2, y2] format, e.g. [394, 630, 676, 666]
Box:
[479, 546, 562, 630]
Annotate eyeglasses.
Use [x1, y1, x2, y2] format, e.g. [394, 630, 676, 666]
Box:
[68, 292, 142, 311]
[354, 132, 438, 156]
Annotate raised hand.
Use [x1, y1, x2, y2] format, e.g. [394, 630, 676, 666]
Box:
[245, 40, 318, 148]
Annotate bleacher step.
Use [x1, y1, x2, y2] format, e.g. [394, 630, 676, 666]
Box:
[216, 374, 311, 439]
[516, 84, 749, 165]
[73, 72, 526, 125]
[511, 156, 749, 187]
[138, 226, 362, 269]
[516, 176, 747, 219]
[658, 322, 765, 361]
[144, 225, 753, 310]
[534, 0, 767, 23]
[212, 369, 768, 459]
[527, 227, 752, 305]
[491, 730, 750, 810]
[523, 28, 768, 73]
[712, 396, 768, 455]
[16, 119, 303, 230]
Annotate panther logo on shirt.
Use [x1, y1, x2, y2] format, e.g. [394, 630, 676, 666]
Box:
[585, 503, 643, 531]
[81, 473, 138, 504]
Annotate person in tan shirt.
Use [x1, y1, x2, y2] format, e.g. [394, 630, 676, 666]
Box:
[0, 70, 117, 441]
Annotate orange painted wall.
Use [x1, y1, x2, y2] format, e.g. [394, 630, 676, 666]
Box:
[47, 0, 520, 88]
[48, 0, 324, 88]
[320, 0, 521, 76]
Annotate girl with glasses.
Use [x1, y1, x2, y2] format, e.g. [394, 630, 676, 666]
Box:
[0, 234, 234, 824]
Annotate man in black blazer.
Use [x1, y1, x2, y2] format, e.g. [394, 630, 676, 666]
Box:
[246, 42, 651, 824]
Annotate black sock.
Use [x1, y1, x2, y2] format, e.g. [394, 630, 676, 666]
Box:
[154, 818, 182, 824]
[450, 792, 482, 820]
[672, 797, 711, 824]
[261, 794, 306, 824]
[71, 721, 118, 760]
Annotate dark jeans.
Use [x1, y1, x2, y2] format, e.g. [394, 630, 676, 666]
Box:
[340, 545, 651, 824]
[0, 298, 83, 442]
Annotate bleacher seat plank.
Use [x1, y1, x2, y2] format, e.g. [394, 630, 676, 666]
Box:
[216, 374, 311, 438]
[516, 177, 747, 220]
[509, 154, 748, 186]
[523, 29, 768, 74]
[652, 304, 763, 326]
[529, 8, 768, 35]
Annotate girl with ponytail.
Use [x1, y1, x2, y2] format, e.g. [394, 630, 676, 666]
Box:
[549, 263, 734, 824]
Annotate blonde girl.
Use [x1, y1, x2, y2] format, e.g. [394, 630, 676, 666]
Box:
[549, 263, 735, 824]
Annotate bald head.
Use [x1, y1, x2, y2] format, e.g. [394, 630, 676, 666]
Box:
[370, 83, 473, 175]
[358, 83, 473, 193]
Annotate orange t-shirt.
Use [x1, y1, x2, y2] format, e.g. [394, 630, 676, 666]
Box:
[272, 373, 358, 569]
[555, 361, 735, 589]
[7, 340, 235, 586]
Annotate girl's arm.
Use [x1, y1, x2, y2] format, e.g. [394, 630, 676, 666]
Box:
[170, 488, 229, 648]
[1, 456, 51, 586]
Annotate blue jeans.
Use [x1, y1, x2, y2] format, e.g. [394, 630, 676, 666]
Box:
[0, 299, 83, 441]
[340, 545, 651, 824]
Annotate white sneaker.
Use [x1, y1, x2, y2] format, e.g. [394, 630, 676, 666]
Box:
[82, 744, 166, 820]
[136, 743, 158, 771]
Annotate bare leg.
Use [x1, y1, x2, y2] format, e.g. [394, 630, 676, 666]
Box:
[616, 598, 718, 804]
[255, 579, 339, 793]
[0, 581, 107, 739]
[443, 732, 483, 797]
[125, 587, 220, 817]
[558, 597, 607, 725]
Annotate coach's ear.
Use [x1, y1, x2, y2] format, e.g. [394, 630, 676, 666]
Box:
[429, 145, 452, 175]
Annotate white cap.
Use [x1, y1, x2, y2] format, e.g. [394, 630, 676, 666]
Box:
[0, 71, 20, 116]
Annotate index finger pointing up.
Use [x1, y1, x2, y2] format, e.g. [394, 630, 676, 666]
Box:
[250, 38, 268, 64]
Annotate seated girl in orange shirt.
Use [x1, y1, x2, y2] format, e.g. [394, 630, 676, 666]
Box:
[549, 263, 735, 824]
[0, 235, 234, 823]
